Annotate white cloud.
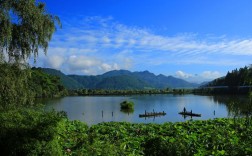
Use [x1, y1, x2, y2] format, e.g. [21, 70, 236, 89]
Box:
[102, 36, 111, 43]
[175, 70, 223, 83]
[68, 48, 97, 53]
[100, 63, 120, 72]
[200, 71, 222, 80]
[68, 55, 100, 70]
[55, 16, 252, 57]
[175, 71, 192, 78]
[46, 55, 65, 69]
[32, 16, 252, 75]
[64, 55, 123, 75]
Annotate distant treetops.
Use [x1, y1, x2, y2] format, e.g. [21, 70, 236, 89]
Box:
[206, 65, 252, 87]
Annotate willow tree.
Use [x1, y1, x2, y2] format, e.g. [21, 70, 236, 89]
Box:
[0, 0, 60, 108]
[0, 0, 61, 62]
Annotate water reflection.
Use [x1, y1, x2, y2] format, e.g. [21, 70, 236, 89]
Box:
[211, 95, 252, 117]
[41, 94, 251, 125]
[120, 109, 134, 114]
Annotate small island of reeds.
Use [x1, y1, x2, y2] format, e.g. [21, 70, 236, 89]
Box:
[120, 100, 134, 110]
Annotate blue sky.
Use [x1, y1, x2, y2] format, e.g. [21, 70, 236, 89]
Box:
[33, 0, 252, 83]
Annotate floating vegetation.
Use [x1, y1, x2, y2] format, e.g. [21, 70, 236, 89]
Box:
[120, 100, 134, 110]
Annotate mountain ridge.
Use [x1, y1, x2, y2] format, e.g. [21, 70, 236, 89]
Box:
[40, 68, 200, 90]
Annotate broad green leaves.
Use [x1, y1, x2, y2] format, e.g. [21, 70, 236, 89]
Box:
[1, 112, 252, 155]
[86, 119, 252, 155]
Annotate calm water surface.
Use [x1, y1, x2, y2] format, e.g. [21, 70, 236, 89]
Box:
[43, 94, 249, 125]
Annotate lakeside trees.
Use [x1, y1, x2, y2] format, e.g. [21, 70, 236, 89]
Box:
[0, 1, 68, 155]
[70, 88, 192, 96]
[0, 63, 34, 109]
[206, 66, 252, 87]
[195, 66, 252, 95]
[0, 0, 61, 107]
[29, 67, 67, 98]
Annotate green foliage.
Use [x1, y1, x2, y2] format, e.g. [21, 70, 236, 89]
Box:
[0, 63, 34, 108]
[203, 66, 252, 95]
[70, 88, 184, 96]
[87, 119, 252, 156]
[56, 119, 90, 155]
[1, 107, 252, 155]
[0, 0, 61, 62]
[143, 137, 177, 156]
[120, 100, 134, 110]
[0, 64, 66, 109]
[29, 67, 67, 98]
[225, 66, 252, 86]
[0, 108, 66, 155]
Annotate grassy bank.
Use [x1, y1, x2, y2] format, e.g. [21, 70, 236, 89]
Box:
[1, 108, 252, 156]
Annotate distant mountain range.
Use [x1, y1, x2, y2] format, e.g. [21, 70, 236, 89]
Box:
[40, 68, 200, 90]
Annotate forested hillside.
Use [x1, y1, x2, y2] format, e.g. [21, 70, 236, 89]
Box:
[41, 69, 199, 90]
[94, 75, 152, 90]
[196, 66, 252, 94]
[40, 68, 83, 89]
[30, 68, 67, 97]
[206, 66, 252, 87]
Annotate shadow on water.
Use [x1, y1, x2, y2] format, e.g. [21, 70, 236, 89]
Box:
[120, 109, 134, 115]
[211, 95, 252, 117]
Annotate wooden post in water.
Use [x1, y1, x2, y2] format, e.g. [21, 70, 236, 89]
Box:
[112, 111, 113, 117]
[102, 110, 103, 118]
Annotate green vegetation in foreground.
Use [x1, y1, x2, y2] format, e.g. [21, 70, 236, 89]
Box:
[120, 100, 134, 110]
[1, 109, 252, 155]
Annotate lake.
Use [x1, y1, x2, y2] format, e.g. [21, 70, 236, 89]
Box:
[43, 94, 251, 125]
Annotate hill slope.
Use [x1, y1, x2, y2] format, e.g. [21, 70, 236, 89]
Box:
[132, 71, 199, 88]
[39, 68, 83, 89]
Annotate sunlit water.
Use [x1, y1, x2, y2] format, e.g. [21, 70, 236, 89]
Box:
[42, 94, 249, 125]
